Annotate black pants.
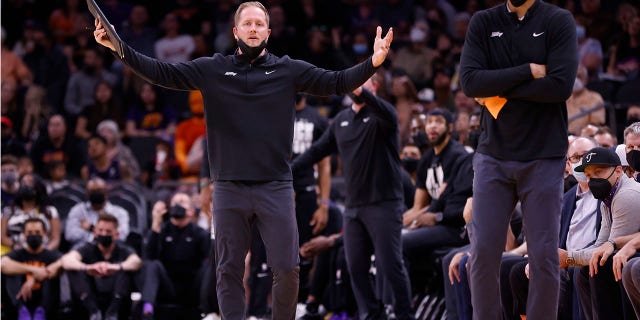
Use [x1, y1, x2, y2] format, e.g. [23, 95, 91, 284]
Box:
[501, 255, 528, 319]
[247, 228, 272, 317]
[295, 188, 319, 301]
[247, 202, 344, 315]
[213, 181, 299, 320]
[343, 200, 413, 320]
[3, 274, 59, 317]
[576, 259, 637, 320]
[199, 238, 219, 314]
[67, 270, 131, 314]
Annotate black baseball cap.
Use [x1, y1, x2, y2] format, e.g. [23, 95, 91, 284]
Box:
[574, 147, 621, 172]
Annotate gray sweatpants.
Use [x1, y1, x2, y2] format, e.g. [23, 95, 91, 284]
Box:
[468, 153, 564, 320]
[213, 181, 300, 320]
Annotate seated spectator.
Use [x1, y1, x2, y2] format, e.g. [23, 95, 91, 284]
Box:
[30, 114, 86, 179]
[607, 15, 640, 79]
[1, 155, 21, 210]
[154, 13, 195, 64]
[402, 109, 470, 295]
[174, 91, 206, 175]
[562, 147, 640, 319]
[1, 116, 27, 158]
[63, 47, 118, 120]
[81, 134, 123, 182]
[567, 65, 605, 135]
[1, 27, 32, 86]
[504, 137, 601, 320]
[141, 139, 181, 189]
[575, 17, 603, 77]
[392, 20, 438, 89]
[1, 218, 63, 320]
[137, 192, 209, 319]
[61, 213, 142, 320]
[390, 73, 423, 146]
[120, 5, 157, 58]
[44, 160, 70, 194]
[126, 83, 177, 141]
[17, 156, 35, 179]
[65, 177, 129, 245]
[593, 126, 617, 148]
[400, 144, 421, 182]
[2, 179, 62, 252]
[22, 21, 70, 111]
[97, 120, 141, 182]
[623, 121, 640, 181]
[75, 81, 124, 140]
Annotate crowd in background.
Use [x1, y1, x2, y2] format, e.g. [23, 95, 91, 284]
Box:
[1, 0, 640, 319]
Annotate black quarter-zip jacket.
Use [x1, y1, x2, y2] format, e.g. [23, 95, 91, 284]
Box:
[292, 89, 403, 208]
[120, 44, 376, 181]
[459, 1, 578, 161]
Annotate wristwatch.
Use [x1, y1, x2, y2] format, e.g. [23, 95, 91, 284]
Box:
[566, 254, 576, 267]
[434, 212, 444, 223]
[607, 239, 617, 250]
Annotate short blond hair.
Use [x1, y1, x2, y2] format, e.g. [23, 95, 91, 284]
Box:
[234, 2, 269, 27]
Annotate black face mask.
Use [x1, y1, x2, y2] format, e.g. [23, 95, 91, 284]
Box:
[169, 205, 187, 219]
[349, 93, 365, 105]
[83, 65, 97, 75]
[588, 169, 615, 200]
[96, 234, 113, 247]
[89, 191, 106, 207]
[401, 158, 419, 174]
[412, 131, 429, 149]
[237, 38, 267, 61]
[510, 0, 528, 7]
[627, 150, 640, 172]
[17, 185, 37, 202]
[468, 130, 481, 150]
[26, 235, 43, 250]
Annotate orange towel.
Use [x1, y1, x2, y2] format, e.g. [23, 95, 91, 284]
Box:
[484, 96, 508, 119]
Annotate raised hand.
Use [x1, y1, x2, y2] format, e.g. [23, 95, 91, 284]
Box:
[93, 19, 116, 52]
[372, 26, 393, 68]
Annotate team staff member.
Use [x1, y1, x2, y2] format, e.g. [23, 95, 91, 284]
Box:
[93, 2, 393, 318]
[138, 192, 210, 319]
[459, 0, 578, 319]
[293, 76, 413, 320]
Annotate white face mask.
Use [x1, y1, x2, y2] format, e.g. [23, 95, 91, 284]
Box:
[571, 161, 588, 182]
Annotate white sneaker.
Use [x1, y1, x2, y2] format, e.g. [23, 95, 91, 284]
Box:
[202, 313, 221, 320]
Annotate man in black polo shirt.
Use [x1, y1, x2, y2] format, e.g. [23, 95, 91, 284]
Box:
[62, 213, 142, 320]
[1, 218, 63, 320]
[293, 75, 413, 320]
[459, 0, 578, 319]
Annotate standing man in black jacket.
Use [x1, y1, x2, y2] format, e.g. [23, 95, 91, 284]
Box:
[93, 2, 393, 319]
[293, 76, 413, 320]
[459, 0, 578, 319]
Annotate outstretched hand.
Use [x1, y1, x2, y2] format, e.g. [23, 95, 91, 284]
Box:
[372, 26, 393, 68]
[93, 18, 116, 52]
